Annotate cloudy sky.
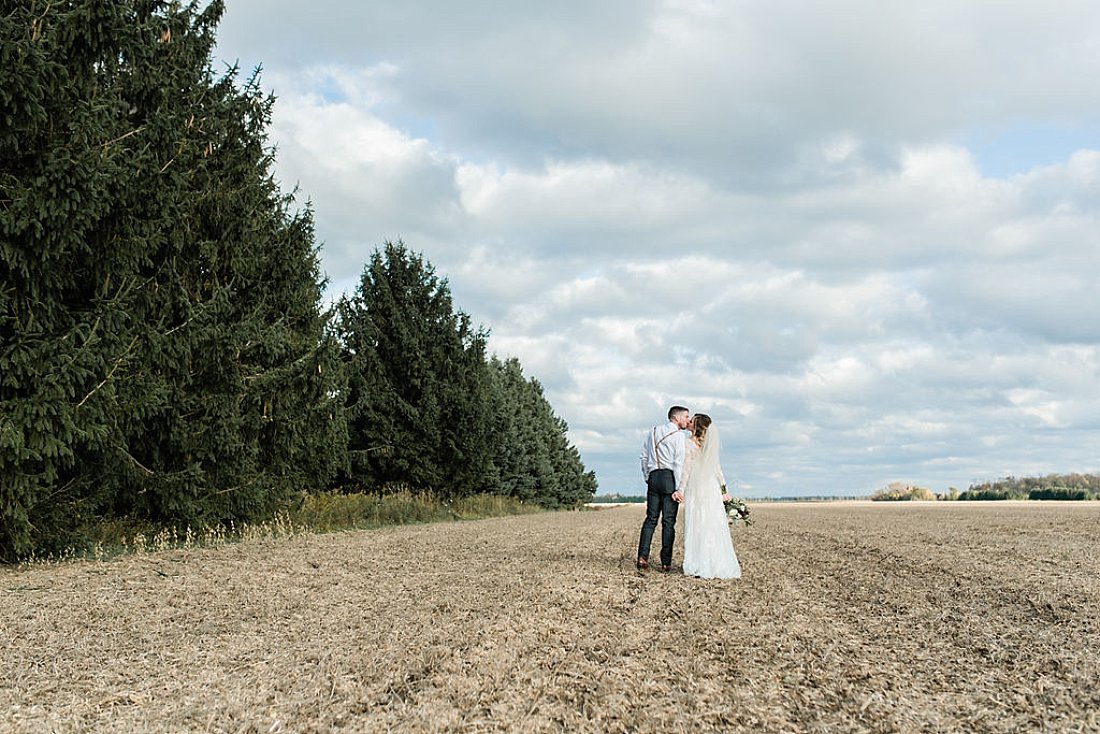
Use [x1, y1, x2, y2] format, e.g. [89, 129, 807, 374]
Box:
[214, 1, 1100, 498]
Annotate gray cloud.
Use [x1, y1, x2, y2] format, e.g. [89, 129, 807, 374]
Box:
[221, 1, 1100, 184]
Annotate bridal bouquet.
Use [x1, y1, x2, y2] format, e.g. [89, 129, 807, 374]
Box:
[723, 496, 753, 526]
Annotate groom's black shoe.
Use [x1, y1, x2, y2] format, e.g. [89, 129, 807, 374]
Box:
[636, 557, 649, 570]
[658, 564, 671, 573]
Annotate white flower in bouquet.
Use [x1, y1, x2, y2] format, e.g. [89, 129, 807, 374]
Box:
[723, 496, 753, 526]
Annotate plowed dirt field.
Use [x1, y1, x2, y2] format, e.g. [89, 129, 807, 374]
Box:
[3, 501, 1098, 733]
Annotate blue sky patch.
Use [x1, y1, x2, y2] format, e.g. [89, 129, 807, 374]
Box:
[961, 122, 1098, 178]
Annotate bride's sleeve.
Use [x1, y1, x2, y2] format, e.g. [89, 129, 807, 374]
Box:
[679, 444, 696, 491]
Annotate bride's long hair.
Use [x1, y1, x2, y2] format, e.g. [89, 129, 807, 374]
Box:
[692, 413, 712, 444]
[683, 414, 723, 504]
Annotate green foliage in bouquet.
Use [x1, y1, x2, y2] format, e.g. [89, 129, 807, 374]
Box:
[723, 496, 753, 526]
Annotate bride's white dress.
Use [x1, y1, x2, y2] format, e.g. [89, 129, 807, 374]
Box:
[681, 425, 741, 579]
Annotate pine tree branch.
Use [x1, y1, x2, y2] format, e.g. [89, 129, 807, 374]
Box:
[76, 336, 139, 408]
[99, 126, 146, 151]
[164, 313, 198, 336]
[119, 446, 155, 476]
[28, 476, 79, 510]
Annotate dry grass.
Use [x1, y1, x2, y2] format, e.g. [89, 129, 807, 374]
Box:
[2, 501, 1099, 733]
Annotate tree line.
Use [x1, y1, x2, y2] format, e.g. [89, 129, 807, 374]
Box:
[871, 475, 1099, 501]
[958, 474, 1099, 501]
[0, 0, 595, 560]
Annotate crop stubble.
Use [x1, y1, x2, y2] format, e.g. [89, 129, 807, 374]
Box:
[2, 502, 1098, 733]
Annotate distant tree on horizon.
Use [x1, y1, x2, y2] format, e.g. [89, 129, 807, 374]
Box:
[871, 482, 936, 501]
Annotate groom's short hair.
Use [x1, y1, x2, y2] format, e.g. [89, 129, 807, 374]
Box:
[668, 405, 689, 421]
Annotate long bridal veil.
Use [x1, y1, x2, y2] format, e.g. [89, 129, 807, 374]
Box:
[684, 423, 724, 497]
[682, 424, 741, 579]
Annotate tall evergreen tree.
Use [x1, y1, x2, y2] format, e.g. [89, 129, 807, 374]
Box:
[99, 3, 345, 527]
[336, 242, 492, 498]
[1, 0, 342, 559]
[2, 0, 141, 557]
[486, 357, 597, 508]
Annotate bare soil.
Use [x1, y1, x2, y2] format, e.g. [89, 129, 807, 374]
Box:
[2, 501, 1099, 733]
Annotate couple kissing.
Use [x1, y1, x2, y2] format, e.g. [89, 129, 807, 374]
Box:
[636, 406, 741, 579]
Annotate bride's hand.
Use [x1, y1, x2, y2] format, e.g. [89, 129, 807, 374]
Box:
[721, 493, 731, 503]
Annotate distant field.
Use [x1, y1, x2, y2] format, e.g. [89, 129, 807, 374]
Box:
[3, 501, 1098, 732]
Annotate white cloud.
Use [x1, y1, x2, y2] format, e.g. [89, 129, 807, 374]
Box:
[214, 1, 1100, 496]
[261, 71, 466, 278]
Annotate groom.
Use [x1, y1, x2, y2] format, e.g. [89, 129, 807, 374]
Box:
[636, 405, 692, 572]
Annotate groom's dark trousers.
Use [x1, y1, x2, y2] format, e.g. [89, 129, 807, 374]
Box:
[637, 467, 678, 567]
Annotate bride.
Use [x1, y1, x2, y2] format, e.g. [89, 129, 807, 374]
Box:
[681, 414, 741, 579]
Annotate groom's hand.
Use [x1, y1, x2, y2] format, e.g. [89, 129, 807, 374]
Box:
[672, 490, 684, 503]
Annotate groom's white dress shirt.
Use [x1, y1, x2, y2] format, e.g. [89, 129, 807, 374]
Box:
[640, 420, 686, 489]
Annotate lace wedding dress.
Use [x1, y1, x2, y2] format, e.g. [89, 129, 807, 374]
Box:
[681, 425, 741, 579]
